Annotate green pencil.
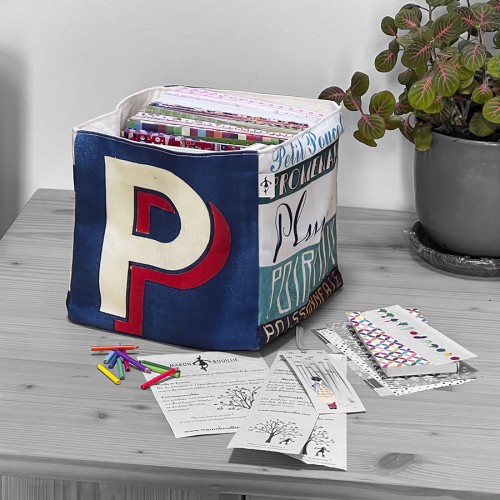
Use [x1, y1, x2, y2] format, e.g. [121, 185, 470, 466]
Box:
[141, 360, 181, 378]
[117, 357, 125, 380]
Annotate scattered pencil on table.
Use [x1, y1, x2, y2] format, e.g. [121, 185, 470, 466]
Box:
[141, 367, 178, 390]
[117, 357, 125, 380]
[141, 360, 181, 378]
[103, 350, 116, 364]
[115, 350, 151, 373]
[122, 357, 131, 372]
[96, 363, 121, 385]
[92, 344, 180, 388]
[91, 344, 140, 352]
[107, 352, 118, 369]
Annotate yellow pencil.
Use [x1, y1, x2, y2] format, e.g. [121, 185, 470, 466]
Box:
[97, 363, 121, 385]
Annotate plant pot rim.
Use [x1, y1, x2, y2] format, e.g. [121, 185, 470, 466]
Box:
[431, 130, 500, 148]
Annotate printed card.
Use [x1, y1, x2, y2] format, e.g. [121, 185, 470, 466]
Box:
[139, 352, 268, 438]
[228, 352, 321, 455]
[314, 324, 476, 397]
[281, 351, 365, 414]
[360, 305, 476, 365]
[287, 414, 347, 470]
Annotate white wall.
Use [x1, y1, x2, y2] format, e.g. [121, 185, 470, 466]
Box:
[0, 0, 415, 237]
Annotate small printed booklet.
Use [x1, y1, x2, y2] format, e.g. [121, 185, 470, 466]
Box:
[228, 350, 348, 470]
[314, 323, 476, 397]
[280, 350, 365, 414]
[346, 305, 476, 377]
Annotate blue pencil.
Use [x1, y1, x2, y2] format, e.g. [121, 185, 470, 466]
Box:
[104, 350, 117, 364]
[107, 352, 118, 369]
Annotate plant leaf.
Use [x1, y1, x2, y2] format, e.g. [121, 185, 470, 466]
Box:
[472, 83, 494, 104]
[399, 117, 415, 142]
[431, 61, 460, 96]
[423, 95, 446, 114]
[428, 100, 455, 126]
[395, 91, 414, 114]
[343, 92, 362, 112]
[426, 0, 456, 7]
[487, 54, 500, 78]
[437, 47, 460, 62]
[461, 43, 488, 71]
[418, 25, 436, 43]
[482, 96, 500, 123]
[459, 74, 476, 91]
[381, 16, 398, 36]
[384, 116, 403, 130]
[395, 9, 421, 31]
[413, 63, 428, 78]
[318, 86, 345, 103]
[413, 122, 433, 151]
[357, 114, 387, 140]
[349, 72, 370, 97]
[408, 76, 436, 109]
[375, 50, 398, 72]
[396, 33, 415, 48]
[471, 2, 500, 32]
[401, 41, 433, 68]
[457, 64, 475, 82]
[494, 30, 500, 49]
[369, 91, 397, 117]
[353, 130, 378, 147]
[401, 4, 424, 22]
[488, 0, 500, 11]
[432, 13, 463, 45]
[389, 38, 400, 54]
[453, 7, 476, 32]
[469, 111, 499, 136]
[398, 68, 415, 86]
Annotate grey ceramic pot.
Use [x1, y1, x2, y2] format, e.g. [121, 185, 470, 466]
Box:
[414, 131, 500, 258]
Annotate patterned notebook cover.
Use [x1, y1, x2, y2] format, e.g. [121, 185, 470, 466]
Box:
[346, 309, 459, 377]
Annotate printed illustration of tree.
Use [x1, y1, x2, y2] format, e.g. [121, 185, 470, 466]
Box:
[215, 386, 259, 410]
[300, 425, 335, 455]
[249, 419, 299, 443]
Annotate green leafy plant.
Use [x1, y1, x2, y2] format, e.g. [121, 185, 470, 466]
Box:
[319, 0, 500, 150]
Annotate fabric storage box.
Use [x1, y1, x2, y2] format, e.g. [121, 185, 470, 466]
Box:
[67, 86, 344, 350]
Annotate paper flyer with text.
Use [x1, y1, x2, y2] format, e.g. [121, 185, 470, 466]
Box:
[139, 351, 268, 438]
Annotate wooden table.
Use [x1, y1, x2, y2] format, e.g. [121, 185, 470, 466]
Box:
[0, 188, 498, 500]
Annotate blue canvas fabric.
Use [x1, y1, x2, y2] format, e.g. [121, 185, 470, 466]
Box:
[67, 87, 344, 350]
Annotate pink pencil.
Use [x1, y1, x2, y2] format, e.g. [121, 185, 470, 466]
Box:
[140, 367, 178, 390]
[122, 357, 131, 372]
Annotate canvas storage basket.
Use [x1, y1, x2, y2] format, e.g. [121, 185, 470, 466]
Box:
[67, 86, 344, 350]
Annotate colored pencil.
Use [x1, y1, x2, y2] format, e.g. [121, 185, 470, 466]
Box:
[117, 357, 125, 380]
[140, 368, 178, 390]
[122, 357, 131, 372]
[91, 345, 139, 352]
[141, 360, 181, 378]
[115, 350, 151, 373]
[103, 350, 116, 364]
[97, 363, 121, 385]
[107, 352, 118, 369]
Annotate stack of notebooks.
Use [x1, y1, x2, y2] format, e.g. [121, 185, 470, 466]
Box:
[346, 305, 476, 377]
[120, 85, 324, 151]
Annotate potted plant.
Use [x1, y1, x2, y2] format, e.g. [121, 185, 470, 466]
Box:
[319, 0, 500, 265]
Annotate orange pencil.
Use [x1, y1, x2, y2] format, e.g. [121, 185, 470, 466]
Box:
[91, 344, 139, 352]
[140, 368, 178, 390]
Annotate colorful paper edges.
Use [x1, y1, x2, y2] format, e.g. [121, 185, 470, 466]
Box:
[359, 305, 476, 365]
[347, 311, 431, 370]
